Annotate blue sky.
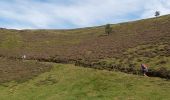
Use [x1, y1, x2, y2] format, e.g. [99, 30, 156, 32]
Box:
[0, 0, 170, 29]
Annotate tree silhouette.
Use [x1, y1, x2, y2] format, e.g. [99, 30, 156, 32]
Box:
[105, 24, 112, 35]
[155, 11, 160, 17]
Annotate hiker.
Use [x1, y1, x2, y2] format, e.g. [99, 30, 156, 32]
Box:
[141, 64, 148, 76]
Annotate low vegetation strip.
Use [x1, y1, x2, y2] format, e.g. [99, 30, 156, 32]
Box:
[2, 55, 169, 80]
[75, 60, 170, 79]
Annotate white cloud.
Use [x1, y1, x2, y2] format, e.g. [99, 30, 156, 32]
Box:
[0, 0, 170, 29]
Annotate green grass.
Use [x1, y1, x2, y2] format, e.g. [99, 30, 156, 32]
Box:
[0, 63, 170, 100]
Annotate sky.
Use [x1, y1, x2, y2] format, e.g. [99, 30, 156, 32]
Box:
[0, 0, 170, 29]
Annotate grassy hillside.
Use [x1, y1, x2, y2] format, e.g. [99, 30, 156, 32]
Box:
[0, 64, 170, 100]
[0, 15, 170, 99]
[0, 15, 169, 77]
[0, 15, 169, 60]
[1, 15, 169, 78]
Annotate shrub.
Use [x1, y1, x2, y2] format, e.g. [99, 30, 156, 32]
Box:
[105, 24, 112, 35]
[155, 11, 160, 17]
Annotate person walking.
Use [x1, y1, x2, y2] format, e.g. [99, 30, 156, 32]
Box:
[141, 64, 148, 76]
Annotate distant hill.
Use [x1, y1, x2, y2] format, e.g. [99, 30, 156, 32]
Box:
[0, 28, 6, 30]
[0, 14, 170, 78]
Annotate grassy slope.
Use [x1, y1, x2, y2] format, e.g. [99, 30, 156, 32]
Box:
[0, 15, 170, 99]
[0, 64, 170, 100]
[0, 15, 169, 60]
[0, 15, 169, 78]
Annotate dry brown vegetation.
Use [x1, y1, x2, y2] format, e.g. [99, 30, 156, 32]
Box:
[0, 58, 52, 83]
[1, 15, 169, 61]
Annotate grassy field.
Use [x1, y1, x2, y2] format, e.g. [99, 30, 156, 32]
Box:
[0, 63, 170, 100]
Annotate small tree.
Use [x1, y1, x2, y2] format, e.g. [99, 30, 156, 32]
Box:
[155, 11, 160, 17]
[105, 24, 112, 35]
